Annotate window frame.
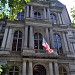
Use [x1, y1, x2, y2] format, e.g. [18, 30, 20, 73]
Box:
[53, 34, 63, 54]
[59, 67, 67, 75]
[34, 12, 41, 19]
[17, 10, 25, 20]
[9, 66, 19, 75]
[34, 33, 43, 50]
[50, 13, 57, 24]
[12, 31, 22, 52]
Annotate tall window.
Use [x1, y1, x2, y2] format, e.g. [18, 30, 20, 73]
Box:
[50, 13, 57, 24]
[53, 34, 63, 54]
[17, 11, 25, 20]
[34, 12, 41, 19]
[59, 67, 67, 75]
[34, 33, 43, 49]
[12, 31, 22, 51]
[9, 66, 19, 75]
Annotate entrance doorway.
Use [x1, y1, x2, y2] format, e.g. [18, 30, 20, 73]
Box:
[33, 64, 46, 75]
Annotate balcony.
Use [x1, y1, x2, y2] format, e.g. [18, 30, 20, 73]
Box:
[21, 49, 59, 58]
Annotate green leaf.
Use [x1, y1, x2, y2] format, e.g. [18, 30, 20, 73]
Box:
[25, 0, 30, 3]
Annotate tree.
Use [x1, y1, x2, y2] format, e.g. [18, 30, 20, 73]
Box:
[71, 7, 75, 25]
[0, 65, 3, 74]
[0, 0, 30, 20]
[0, 64, 11, 75]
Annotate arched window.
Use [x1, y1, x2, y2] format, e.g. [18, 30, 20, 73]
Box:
[9, 66, 19, 75]
[34, 12, 41, 19]
[34, 33, 43, 49]
[12, 31, 22, 51]
[50, 13, 57, 24]
[59, 67, 67, 75]
[53, 34, 63, 54]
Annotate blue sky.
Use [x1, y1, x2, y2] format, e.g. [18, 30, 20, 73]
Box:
[58, 0, 75, 21]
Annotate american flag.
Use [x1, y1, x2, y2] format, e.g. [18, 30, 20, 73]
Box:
[42, 38, 54, 53]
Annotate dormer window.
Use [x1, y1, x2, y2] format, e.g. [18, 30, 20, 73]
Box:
[50, 13, 57, 24]
[34, 12, 41, 19]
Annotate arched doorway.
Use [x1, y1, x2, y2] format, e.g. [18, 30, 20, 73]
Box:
[33, 64, 46, 75]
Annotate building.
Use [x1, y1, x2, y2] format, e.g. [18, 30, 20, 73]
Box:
[0, 0, 75, 75]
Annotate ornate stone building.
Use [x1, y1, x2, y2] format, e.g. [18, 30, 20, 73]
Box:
[0, 0, 75, 75]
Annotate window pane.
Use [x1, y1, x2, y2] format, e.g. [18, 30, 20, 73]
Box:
[15, 66, 19, 71]
[54, 42, 58, 48]
[12, 39, 17, 51]
[39, 40, 43, 49]
[34, 40, 38, 49]
[50, 13, 57, 24]
[58, 43, 62, 49]
[19, 31, 22, 38]
[64, 73, 67, 75]
[34, 33, 38, 39]
[14, 31, 18, 37]
[17, 39, 22, 51]
[9, 72, 13, 75]
[54, 35, 57, 41]
[56, 35, 61, 41]
[39, 34, 42, 39]
[14, 72, 19, 75]
[0, 37, 3, 48]
[10, 66, 14, 71]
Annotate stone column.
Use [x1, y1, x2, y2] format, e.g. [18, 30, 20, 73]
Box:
[26, 5, 29, 17]
[44, 7, 46, 19]
[49, 62, 54, 75]
[54, 62, 59, 75]
[45, 27, 49, 45]
[65, 33, 72, 52]
[62, 32, 69, 52]
[28, 61, 33, 75]
[49, 28, 55, 49]
[47, 7, 50, 20]
[6, 28, 13, 50]
[58, 13, 62, 24]
[30, 5, 33, 18]
[22, 61, 26, 75]
[23, 26, 28, 48]
[29, 26, 34, 49]
[61, 13, 65, 24]
[1, 27, 9, 49]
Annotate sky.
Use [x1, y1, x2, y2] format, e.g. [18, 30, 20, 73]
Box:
[58, 0, 75, 21]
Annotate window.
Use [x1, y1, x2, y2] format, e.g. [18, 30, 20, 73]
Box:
[9, 66, 19, 75]
[0, 36, 3, 48]
[34, 33, 43, 49]
[59, 67, 67, 75]
[17, 11, 25, 20]
[53, 34, 63, 54]
[0, 23, 6, 31]
[50, 13, 57, 24]
[34, 12, 41, 19]
[12, 31, 22, 51]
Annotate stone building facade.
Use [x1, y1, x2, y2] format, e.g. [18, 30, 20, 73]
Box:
[0, 0, 75, 75]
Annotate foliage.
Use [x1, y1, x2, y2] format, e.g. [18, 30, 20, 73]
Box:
[71, 7, 75, 25]
[0, 65, 3, 74]
[0, 64, 11, 75]
[0, 0, 30, 20]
